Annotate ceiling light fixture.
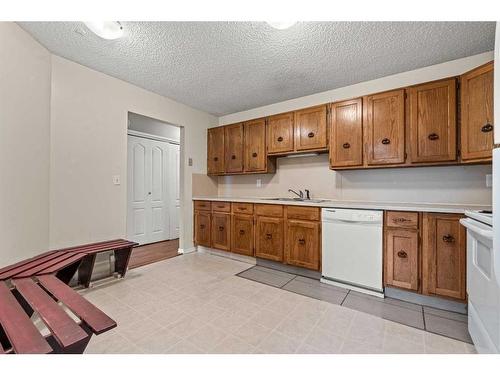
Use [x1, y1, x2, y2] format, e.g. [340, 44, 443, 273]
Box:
[266, 21, 297, 30]
[84, 21, 124, 40]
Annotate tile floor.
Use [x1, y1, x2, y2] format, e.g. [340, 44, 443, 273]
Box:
[82, 252, 475, 354]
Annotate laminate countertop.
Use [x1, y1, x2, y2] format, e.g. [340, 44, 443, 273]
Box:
[192, 196, 491, 214]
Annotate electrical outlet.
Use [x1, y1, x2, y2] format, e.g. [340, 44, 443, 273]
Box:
[486, 174, 492, 188]
[256, 178, 262, 188]
[188, 157, 193, 166]
[112, 175, 121, 185]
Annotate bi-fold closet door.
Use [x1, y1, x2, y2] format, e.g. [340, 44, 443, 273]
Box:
[127, 135, 180, 245]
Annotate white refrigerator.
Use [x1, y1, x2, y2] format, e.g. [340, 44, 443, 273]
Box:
[462, 22, 500, 354]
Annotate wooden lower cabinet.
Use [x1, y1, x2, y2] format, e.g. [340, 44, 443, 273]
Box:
[422, 213, 466, 300]
[384, 228, 419, 291]
[285, 219, 320, 270]
[255, 216, 284, 262]
[231, 214, 254, 256]
[194, 211, 211, 247]
[211, 213, 231, 251]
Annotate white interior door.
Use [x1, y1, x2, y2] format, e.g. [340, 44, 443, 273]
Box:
[127, 135, 171, 245]
[169, 143, 180, 239]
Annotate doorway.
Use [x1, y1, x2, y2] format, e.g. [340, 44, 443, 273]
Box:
[126, 113, 181, 265]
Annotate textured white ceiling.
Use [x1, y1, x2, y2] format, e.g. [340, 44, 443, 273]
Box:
[19, 22, 495, 116]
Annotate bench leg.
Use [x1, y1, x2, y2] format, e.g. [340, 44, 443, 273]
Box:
[78, 254, 96, 288]
[46, 334, 92, 354]
[55, 260, 82, 285]
[114, 247, 133, 278]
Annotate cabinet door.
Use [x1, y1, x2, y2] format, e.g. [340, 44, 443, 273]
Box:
[285, 220, 320, 271]
[460, 62, 494, 161]
[422, 213, 466, 300]
[330, 98, 363, 167]
[244, 119, 267, 172]
[224, 123, 244, 173]
[267, 112, 294, 154]
[294, 105, 328, 151]
[255, 216, 284, 261]
[194, 211, 211, 247]
[211, 213, 231, 251]
[385, 229, 419, 291]
[207, 127, 225, 175]
[365, 90, 405, 165]
[408, 79, 457, 163]
[231, 214, 254, 256]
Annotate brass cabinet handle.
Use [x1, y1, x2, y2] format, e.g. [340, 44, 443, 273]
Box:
[428, 133, 439, 141]
[342, 142, 351, 149]
[265, 233, 272, 239]
[277, 136, 283, 142]
[442, 234, 455, 243]
[213, 156, 218, 161]
[393, 217, 410, 223]
[307, 132, 315, 138]
[252, 152, 258, 157]
[218, 226, 225, 232]
[481, 123, 493, 133]
[200, 224, 205, 229]
[397, 250, 407, 258]
[298, 238, 305, 245]
[381, 138, 391, 145]
[239, 229, 245, 235]
[231, 155, 236, 160]
[238, 207, 247, 211]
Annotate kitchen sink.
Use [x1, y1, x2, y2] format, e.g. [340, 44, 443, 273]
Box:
[265, 197, 330, 204]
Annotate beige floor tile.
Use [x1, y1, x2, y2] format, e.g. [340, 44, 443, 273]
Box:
[148, 305, 184, 327]
[346, 312, 386, 346]
[340, 338, 384, 354]
[384, 320, 425, 345]
[165, 315, 207, 337]
[424, 332, 469, 354]
[257, 331, 301, 354]
[118, 318, 163, 343]
[233, 321, 273, 347]
[211, 310, 251, 333]
[210, 335, 256, 354]
[185, 324, 228, 351]
[382, 335, 425, 354]
[276, 314, 318, 340]
[248, 308, 286, 330]
[85, 333, 140, 354]
[296, 343, 327, 354]
[302, 325, 344, 353]
[135, 329, 183, 353]
[187, 303, 226, 322]
[165, 339, 205, 354]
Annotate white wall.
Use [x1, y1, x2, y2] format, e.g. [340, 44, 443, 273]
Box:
[218, 52, 494, 206]
[49, 55, 217, 251]
[0, 23, 51, 267]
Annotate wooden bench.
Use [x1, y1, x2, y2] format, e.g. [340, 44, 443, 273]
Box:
[0, 275, 116, 354]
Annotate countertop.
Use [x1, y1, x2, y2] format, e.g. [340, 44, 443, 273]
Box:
[192, 196, 491, 214]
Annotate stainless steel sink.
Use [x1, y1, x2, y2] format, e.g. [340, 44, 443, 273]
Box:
[265, 198, 329, 204]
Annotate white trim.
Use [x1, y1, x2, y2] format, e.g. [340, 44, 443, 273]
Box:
[321, 277, 385, 299]
[197, 246, 257, 265]
[178, 246, 196, 254]
[127, 129, 180, 145]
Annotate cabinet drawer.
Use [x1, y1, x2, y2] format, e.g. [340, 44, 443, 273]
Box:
[255, 204, 284, 217]
[385, 211, 419, 229]
[231, 202, 254, 214]
[212, 201, 231, 212]
[194, 200, 211, 211]
[286, 206, 320, 221]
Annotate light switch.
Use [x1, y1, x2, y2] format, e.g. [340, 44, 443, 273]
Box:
[188, 157, 193, 166]
[256, 178, 262, 188]
[113, 175, 121, 185]
[486, 174, 492, 188]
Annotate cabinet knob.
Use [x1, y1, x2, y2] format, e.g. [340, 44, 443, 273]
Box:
[428, 133, 439, 141]
[393, 217, 409, 223]
[200, 224, 205, 229]
[397, 250, 407, 258]
[342, 142, 351, 149]
[277, 136, 283, 142]
[231, 155, 236, 160]
[481, 123, 493, 133]
[218, 226, 225, 232]
[252, 152, 258, 157]
[265, 233, 272, 240]
[442, 234, 455, 243]
[213, 157, 218, 161]
[298, 238, 305, 245]
[239, 229, 245, 235]
[381, 138, 391, 145]
[307, 132, 315, 138]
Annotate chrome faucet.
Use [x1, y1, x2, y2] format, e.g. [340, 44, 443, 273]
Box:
[288, 189, 304, 199]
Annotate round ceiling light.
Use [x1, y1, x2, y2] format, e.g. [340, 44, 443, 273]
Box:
[266, 21, 297, 30]
[84, 21, 124, 40]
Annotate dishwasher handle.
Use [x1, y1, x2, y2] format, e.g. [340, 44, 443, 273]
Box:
[324, 218, 383, 225]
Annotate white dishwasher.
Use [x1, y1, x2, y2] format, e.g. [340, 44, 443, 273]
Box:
[321, 208, 384, 297]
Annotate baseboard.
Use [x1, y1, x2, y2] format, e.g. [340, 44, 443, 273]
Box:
[197, 246, 256, 265]
[385, 286, 467, 314]
[178, 246, 196, 254]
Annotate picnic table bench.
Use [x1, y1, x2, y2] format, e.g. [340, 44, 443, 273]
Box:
[0, 239, 137, 354]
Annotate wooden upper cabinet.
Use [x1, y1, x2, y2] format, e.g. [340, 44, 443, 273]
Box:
[294, 105, 328, 151]
[224, 123, 244, 173]
[267, 112, 294, 154]
[460, 62, 494, 162]
[364, 90, 406, 165]
[408, 79, 457, 163]
[285, 219, 320, 271]
[385, 228, 419, 291]
[207, 127, 225, 175]
[422, 213, 466, 301]
[330, 98, 363, 167]
[244, 118, 267, 172]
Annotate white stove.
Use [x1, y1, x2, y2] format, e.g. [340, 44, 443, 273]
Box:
[465, 210, 492, 226]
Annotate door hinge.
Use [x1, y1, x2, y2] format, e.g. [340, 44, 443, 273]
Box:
[404, 92, 408, 99]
